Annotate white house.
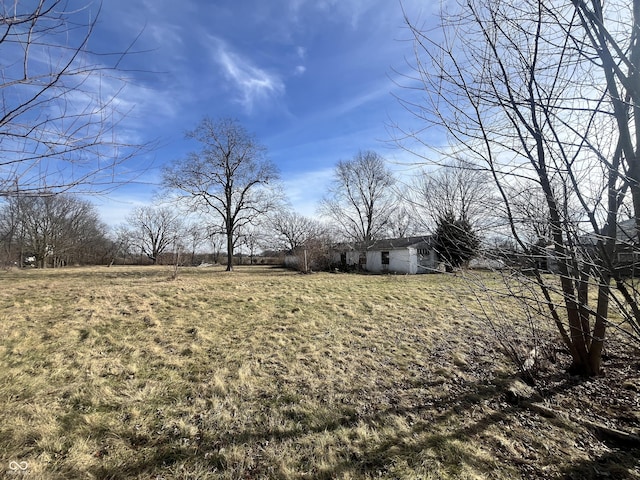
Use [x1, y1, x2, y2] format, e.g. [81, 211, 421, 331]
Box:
[332, 236, 440, 274]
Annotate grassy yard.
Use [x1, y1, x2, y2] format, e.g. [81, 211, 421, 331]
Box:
[0, 266, 638, 479]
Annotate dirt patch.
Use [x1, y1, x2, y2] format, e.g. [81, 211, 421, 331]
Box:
[458, 327, 640, 479]
[537, 349, 640, 434]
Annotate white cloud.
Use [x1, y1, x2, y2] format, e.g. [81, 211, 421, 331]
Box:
[212, 38, 285, 113]
[294, 65, 306, 76]
[282, 168, 334, 216]
[92, 192, 151, 227]
[287, 0, 378, 30]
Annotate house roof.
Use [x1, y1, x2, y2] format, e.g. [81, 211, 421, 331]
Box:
[367, 236, 434, 250]
[617, 218, 638, 242]
[580, 218, 638, 245]
[334, 235, 434, 252]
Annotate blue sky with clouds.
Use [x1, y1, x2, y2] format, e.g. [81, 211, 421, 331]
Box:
[86, 0, 435, 225]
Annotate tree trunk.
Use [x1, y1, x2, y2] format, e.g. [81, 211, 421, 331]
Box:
[226, 232, 233, 271]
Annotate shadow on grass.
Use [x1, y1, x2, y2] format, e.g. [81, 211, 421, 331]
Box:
[67, 377, 507, 479]
[306, 375, 640, 480]
[559, 449, 640, 480]
[313, 380, 513, 479]
[52, 364, 640, 479]
[60, 445, 214, 480]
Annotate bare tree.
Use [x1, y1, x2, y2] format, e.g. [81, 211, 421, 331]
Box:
[111, 225, 134, 265]
[0, 197, 22, 265]
[408, 159, 489, 270]
[386, 204, 419, 238]
[265, 209, 331, 271]
[410, 158, 495, 232]
[1, 194, 108, 267]
[163, 117, 281, 271]
[238, 224, 263, 265]
[125, 206, 184, 264]
[184, 222, 207, 266]
[266, 209, 325, 253]
[571, 0, 640, 235]
[398, 0, 639, 375]
[208, 231, 225, 265]
[320, 150, 396, 242]
[0, 1, 147, 196]
[508, 188, 552, 248]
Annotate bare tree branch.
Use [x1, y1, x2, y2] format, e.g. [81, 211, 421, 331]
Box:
[0, 0, 151, 196]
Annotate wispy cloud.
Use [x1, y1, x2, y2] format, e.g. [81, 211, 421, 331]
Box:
[211, 38, 285, 113]
[282, 168, 334, 215]
[324, 81, 393, 118]
[286, 0, 377, 30]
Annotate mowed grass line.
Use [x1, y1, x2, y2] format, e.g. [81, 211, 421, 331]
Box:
[0, 266, 633, 479]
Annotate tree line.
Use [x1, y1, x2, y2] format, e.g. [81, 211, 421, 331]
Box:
[0, 127, 485, 271]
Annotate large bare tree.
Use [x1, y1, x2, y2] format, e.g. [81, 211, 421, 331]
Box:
[320, 150, 396, 242]
[265, 209, 331, 271]
[399, 0, 640, 375]
[163, 117, 280, 271]
[386, 204, 418, 239]
[0, 0, 145, 196]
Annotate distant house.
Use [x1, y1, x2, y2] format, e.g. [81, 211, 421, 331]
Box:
[332, 236, 441, 274]
[579, 218, 640, 275]
[532, 218, 640, 276]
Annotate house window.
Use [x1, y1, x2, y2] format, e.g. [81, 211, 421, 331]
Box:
[381, 251, 389, 265]
[617, 252, 635, 263]
[359, 253, 366, 265]
[418, 248, 430, 256]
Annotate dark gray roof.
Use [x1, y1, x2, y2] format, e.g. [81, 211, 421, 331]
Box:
[367, 236, 433, 250]
[617, 218, 638, 242]
[334, 235, 434, 252]
[581, 218, 638, 245]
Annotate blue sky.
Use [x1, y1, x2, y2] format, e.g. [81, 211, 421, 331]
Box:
[85, 0, 436, 226]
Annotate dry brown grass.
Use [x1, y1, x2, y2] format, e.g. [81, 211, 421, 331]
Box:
[0, 265, 638, 479]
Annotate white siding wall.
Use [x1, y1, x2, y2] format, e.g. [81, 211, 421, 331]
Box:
[334, 245, 439, 274]
[389, 249, 414, 274]
[365, 249, 415, 274]
[366, 250, 382, 272]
